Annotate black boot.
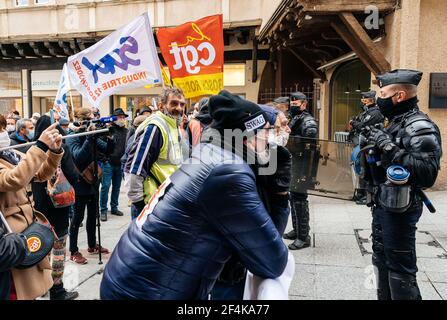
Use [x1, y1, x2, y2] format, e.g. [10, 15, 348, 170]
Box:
[49, 283, 79, 300]
[372, 254, 391, 300]
[283, 201, 297, 240]
[288, 200, 311, 250]
[389, 271, 422, 300]
[355, 189, 367, 205]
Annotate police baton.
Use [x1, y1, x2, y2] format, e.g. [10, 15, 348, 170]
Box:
[415, 189, 436, 213]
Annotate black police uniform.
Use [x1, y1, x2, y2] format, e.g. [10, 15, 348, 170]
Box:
[350, 91, 384, 144]
[284, 92, 318, 250]
[363, 70, 442, 300]
[350, 91, 385, 203]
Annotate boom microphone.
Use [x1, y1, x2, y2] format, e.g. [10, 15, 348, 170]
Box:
[92, 116, 118, 124]
[73, 116, 118, 127]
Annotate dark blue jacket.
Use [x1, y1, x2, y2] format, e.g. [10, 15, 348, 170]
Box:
[100, 142, 288, 300]
[66, 132, 113, 196]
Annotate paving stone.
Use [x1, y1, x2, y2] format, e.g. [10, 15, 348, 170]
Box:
[313, 223, 356, 235]
[424, 271, 447, 284]
[433, 283, 447, 300]
[314, 233, 359, 250]
[419, 281, 443, 300]
[313, 248, 368, 268]
[289, 264, 316, 297]
[314, 265, 376, 300]
[288, 246, 316, 265]
[289, 295, 317, 300]
[417, 257, 447, 272]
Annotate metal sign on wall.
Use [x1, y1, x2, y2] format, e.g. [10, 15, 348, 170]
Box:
[430, 73, 447, 108]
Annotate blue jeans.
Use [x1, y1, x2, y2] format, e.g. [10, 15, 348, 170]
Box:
[100, 163, 123, 214]
[130, 204, 140, 220]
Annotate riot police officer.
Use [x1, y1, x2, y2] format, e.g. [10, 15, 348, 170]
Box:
[362, 69, 442, 300]
[273, 96, 290, 116]
[283, 92, 318, 250]
[350, 91, 385, 204]
[350, 91, 384, 144]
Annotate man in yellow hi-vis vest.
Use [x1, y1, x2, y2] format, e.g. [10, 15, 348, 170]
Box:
[124, 88, 186, 218]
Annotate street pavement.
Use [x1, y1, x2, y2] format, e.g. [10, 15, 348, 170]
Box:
[53, 189, 447, 300]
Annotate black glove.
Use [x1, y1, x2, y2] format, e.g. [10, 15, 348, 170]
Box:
[367, 128, 393, 149]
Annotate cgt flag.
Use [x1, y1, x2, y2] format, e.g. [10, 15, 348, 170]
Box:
[67, 12, 162, 108]
[157, 14, 224, 99]
[53, 63, 71, 120]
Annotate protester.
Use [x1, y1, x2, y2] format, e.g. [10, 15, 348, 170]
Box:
[92, 107, 101, 120]
[59, 118, 70, 134]
[0, 214, 28, 300]
[138, 106, 153, 117]
[31, 113, 41, 126]
[31, 115, 79, 300]
[185, 97, 211, 148]
[273, 96, 290, 115]
[0, 115, 64, 300]
[67, 107, 113, 264]
[124, 87, 185, 216]
[100, 90, 288, 300]
[9, 118, 34, 153]
[6, 116, 17, 134]
[99, 108, 129, 221]
[0, 114, 28, 300]
[212, 104, 292, 300]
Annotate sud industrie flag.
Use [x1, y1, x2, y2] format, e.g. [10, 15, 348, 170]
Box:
[53, 64, 71, 120]
[67, 12, 162, 107]
[157, 14, 224, 99]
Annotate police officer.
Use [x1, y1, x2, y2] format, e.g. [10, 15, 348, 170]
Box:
[350, 91, 385, 204]
[283, 92, 318, 250]
[350, 91, 384, 144]
[273, 96, 290, 116]
[363, 69, 442, 300]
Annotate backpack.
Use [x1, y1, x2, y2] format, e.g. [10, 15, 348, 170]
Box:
[46, 167, 76, 208]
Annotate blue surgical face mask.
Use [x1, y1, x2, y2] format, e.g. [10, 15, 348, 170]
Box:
[26, 130, 34, 141]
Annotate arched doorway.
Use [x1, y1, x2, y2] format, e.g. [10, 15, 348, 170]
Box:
[330, 60, 371, 139]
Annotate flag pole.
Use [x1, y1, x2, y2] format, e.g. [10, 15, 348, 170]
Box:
[65, 64, 76, 121]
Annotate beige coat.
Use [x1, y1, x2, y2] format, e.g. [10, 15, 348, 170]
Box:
[0, 145, 63, 300]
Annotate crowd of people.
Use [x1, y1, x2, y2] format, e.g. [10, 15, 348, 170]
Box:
[0, 68, 443, 301]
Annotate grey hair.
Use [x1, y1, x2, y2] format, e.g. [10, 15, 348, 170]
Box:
[159, 87, 185, 105]
[16, 118, 31, 132]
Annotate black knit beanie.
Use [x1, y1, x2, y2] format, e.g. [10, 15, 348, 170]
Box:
[209, 90, 267, 133]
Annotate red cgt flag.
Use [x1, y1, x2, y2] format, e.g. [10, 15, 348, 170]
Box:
[157, 14, 224, 98]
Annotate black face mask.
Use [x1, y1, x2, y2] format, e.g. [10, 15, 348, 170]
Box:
[377, 94, 418, 119]
[289, 104, 302, 117]
[377, 92, 398, 118]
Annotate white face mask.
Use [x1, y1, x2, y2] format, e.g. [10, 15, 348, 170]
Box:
[0, 131, 11, 148]
[6, 125, 15, 133]
[271, 130, 290, 147]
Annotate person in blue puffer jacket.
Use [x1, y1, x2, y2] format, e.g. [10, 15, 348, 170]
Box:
[100, 91, 289, 300]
